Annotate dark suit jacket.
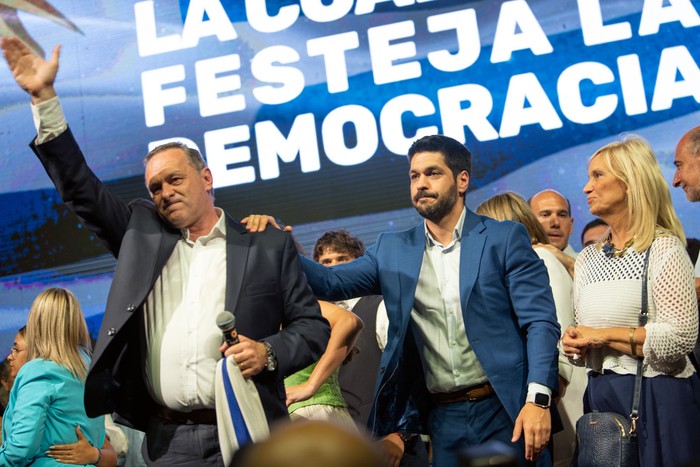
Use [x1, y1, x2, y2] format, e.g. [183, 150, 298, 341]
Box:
[300, 210, 561, 440]
[30, 129, 330, 431]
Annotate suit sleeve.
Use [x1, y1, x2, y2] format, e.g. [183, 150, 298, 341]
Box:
[505, 223, 561, 392]
[29, 128, 132, 257]
[0, 372, 53, 465]
[300, 240, 382, 300]
[265, 233, 331, 377]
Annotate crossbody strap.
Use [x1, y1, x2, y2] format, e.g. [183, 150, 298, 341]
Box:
[629, 249, 651, 436]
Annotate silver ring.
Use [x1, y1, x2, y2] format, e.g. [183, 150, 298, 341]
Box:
[572, 354, 580, 361]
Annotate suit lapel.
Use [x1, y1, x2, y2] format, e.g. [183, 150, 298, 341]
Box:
[398, 225, 425, 320]
[460, 209, 486, 319]
[224, 215, 250, 315]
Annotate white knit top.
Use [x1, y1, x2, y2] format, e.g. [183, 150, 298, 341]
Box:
[574, 235, 698, 378]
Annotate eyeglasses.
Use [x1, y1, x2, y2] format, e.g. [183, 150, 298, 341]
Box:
[9, 346, 25, 357]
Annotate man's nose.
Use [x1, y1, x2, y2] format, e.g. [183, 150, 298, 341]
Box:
[415, 175, 430, 190]
[672, 170, 681, 187]
[161, 183, 175, 199]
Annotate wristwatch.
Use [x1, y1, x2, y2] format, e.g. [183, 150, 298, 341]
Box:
[526, 392, 551, 408]
[262, 341, 277, 372]
[394, 432, 416, 444]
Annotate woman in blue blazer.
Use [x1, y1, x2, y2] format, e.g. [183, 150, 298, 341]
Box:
[0, 288, 107, 466]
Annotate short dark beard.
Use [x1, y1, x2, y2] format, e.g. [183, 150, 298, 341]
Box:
[413, 182, 459, 223]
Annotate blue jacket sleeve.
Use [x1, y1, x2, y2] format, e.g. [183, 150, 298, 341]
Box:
[504, 223, 561, 391]
[0, 371, 53, 465]
[300, 239, 382, 300]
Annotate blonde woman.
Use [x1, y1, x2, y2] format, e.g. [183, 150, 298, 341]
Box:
[476, 192, 584, 466]
[562, 136, 700, 465]
[0, 288, 113, 466]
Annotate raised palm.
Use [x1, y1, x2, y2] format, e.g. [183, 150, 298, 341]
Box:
[1, 37, 59, 97]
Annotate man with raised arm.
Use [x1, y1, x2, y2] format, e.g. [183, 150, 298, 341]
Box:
[1, 37, 329, 466]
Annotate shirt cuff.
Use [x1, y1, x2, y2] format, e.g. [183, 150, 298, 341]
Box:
[527, 382, 552, 398]
[31, 96, 68, 145]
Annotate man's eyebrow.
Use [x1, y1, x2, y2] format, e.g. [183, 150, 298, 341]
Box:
[411, 164, 443, 173]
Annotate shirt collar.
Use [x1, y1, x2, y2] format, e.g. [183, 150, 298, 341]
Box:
[424, 207, 466, 247]
[182, 208, 227, 244]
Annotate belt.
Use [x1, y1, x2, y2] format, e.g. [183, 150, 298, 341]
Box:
[154, 405, 217, 425]
[431, 382, 495, 404]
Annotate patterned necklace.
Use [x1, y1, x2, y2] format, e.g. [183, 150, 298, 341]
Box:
[601, 237, 634, 258]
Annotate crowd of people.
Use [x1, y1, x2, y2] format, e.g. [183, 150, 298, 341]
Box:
[1, 34, 699, 467]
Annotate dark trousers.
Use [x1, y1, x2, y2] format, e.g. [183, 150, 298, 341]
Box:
[584, 371, 700, 467]
[141, 416, 223, 466]
[428, 395, 552, 467]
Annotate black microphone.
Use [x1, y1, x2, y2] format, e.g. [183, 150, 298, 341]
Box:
[217, 311, 239, 346]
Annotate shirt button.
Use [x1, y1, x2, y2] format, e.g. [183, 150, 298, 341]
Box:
[451, 341, 457, 346]
[454, 370, 461, 376]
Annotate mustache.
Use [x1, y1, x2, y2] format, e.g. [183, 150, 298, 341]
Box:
[414, 190, 437, 203]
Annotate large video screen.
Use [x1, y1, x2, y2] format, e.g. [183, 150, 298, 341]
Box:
[1, 0, 699, 348]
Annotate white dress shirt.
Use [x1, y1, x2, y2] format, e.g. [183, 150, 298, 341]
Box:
[142, 213, 227, 410]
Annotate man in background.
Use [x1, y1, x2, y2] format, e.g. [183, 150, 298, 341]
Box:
[580, 218, 608, 249]
[529, 189, 577, 276]
[673, 125, 700, 370]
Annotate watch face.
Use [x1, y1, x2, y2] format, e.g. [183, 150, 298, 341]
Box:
[534, 393, 550, 406]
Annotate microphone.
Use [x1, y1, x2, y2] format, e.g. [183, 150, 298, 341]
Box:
[217, 311, 239, 346]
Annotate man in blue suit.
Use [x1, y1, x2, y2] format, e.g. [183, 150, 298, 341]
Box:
[250, 135, 561, 466]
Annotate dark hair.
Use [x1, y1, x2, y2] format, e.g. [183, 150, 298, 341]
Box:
[144, 142, 207, 172]
[0, 358, 10, 382]
[407, 135, 472, 179]
[580, 218, 608, 245]
[686, 237, 700, 265]
[313, 230, 365, 262]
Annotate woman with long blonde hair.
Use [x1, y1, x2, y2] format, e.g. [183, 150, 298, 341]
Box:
[562, 136, 699, 465]
[0, 288, 111, 466]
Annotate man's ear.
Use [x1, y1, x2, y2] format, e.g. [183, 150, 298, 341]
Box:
[457, 170, 469, 196]
[202, 167, 214, 192]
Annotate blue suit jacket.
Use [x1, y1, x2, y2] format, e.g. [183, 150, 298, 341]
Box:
[301, 209, 561, 436]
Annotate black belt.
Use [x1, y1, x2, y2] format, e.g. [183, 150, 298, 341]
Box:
[154, 405, 217, 425]
[431, 382, 495, 404]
